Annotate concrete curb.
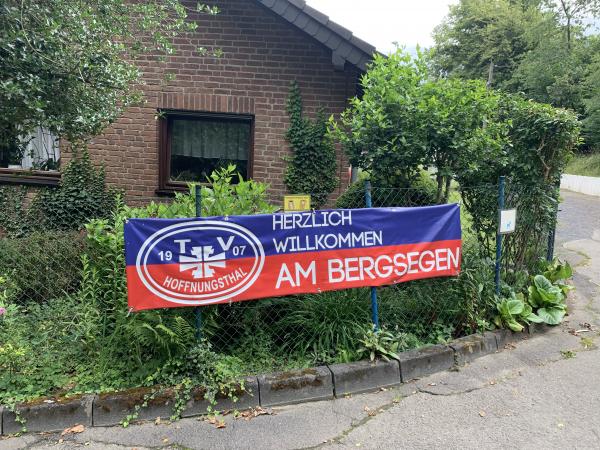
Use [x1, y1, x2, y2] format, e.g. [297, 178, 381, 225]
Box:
[0, 326, 551, 435]
[494, 328, 529, 349]
[397, 344, 455, 382]
[93, 388, 176, 427]
[450, 332, 498, 366]
[181, 377, 259, 419]
[328, 359, 401, 396]
[258, 366, 334, 407]
[2, 395, 94, 434]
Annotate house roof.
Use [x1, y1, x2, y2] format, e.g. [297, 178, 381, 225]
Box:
[255, 0, 377, 71]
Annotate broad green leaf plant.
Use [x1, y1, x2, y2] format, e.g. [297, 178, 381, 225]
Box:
[494, 291, 542, 333]
[495, 258, 573, 331]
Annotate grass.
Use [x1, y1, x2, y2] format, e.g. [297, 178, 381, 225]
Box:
[565, 153, 600, 177]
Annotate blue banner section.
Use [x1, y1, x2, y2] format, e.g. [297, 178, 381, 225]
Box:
[124, 204, 461, 266]
[124, 204, 462, 310]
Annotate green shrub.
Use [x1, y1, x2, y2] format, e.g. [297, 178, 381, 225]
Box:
[30, 147, 119, 231]
[275, 289, 372, 360]
[80, 166, 277, 374]
[494, 291, 542, 332]
[0, 148, 118, 238]
[0, 294, 107, 404]
[378, 249, 496, 339]
[357, 327, 400, 362]
[0, 231, 86, 304]
[0, 186, 28, 237]
[458, 95, 581, 273]
[0, 166, 278, 407]
[335, 170, 438, 209]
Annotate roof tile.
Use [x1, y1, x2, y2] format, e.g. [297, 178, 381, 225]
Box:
[301, 4, 329, 25]
[255, 0, 377, 71]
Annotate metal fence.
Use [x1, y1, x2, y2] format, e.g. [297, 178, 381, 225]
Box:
[0, 178, 558, 372]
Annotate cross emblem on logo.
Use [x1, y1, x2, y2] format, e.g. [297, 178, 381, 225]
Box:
[179, 245, 226, 279]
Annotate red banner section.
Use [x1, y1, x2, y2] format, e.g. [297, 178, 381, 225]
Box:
[124, 205, 462, 311]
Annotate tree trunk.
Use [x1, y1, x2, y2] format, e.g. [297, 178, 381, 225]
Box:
[443, 175, 452, 203]
[436, 173, 444, 204]
[566, 16, 571, 50]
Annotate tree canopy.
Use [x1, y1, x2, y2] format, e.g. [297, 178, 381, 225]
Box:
[333, 49, 580, 189]
[0, 1, 218, 155]
[331, 50, 506, 202]
[431, 0, 600, 150]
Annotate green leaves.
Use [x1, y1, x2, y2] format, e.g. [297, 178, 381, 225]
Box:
[333, 48, 504, 201]
[530, 275, 565, 307]
[523, 260, 572, 327]
[494, 292, 542, 333]
[536, 307, 566, 325]
[284, 81, 338, 208]
[357, 327, 400, 362]
[0, 0, 219, 147]
[430, 0, 597, 149]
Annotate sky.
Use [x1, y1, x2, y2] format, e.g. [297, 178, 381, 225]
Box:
[305, 0, 458, 54]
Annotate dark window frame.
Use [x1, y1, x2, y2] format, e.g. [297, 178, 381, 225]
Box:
[157, 110, 255, 195]
[0, 168, 60, 187]
[0, 129, 61, 187]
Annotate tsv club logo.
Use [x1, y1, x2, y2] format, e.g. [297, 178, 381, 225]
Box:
[135, 220, 265, 305]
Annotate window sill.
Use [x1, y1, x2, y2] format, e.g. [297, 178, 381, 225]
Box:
[156, 182, 210, 197]
[0, 169, 60, 187]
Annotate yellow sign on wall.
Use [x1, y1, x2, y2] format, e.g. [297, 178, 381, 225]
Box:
[284, 194, 311, 212]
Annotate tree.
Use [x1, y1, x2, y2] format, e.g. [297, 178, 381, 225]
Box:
[333, 49, 503, 202]
[0, 1, 219, 155]
[546, 0, 600, 50]
[417, 78, 503, 202]
[284, 81, 338, 208]
[431, 0, 547, 88]
[431, 0, 599, 150]
[332, 50, 429, 187]
[512, 34, 590, 111]
[582, 51, 600, 148]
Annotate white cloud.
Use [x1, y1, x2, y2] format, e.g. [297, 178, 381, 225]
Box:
[305, 0, 458, 53]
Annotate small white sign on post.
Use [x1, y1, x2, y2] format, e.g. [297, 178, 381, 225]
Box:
[499, 208, 517, 234]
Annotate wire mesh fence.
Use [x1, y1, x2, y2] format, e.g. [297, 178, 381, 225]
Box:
[0, 178, 558, 373]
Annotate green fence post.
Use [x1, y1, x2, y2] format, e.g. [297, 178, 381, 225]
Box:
[365, 180, 380, 331]
[194, 184, 202, 341]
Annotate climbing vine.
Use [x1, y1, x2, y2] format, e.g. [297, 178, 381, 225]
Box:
[284, 81, 338, 208]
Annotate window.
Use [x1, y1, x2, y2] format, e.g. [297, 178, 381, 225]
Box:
[159, 111, 253, 192]
[0, 126, 60, 186]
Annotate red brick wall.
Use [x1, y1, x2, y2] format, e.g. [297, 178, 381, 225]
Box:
[83, 0, 363, 204]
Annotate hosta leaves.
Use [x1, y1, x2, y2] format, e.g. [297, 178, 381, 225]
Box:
[506, 319, 524, 333]
[536, 307, 566, 325]
[521, 303, 543, 323]
[506, 299, 524, 315]
[533, 275, 554, 292]
[528, 285, 542, 308]
[531, 275, 565, 306]
[544, 260, 573, 283]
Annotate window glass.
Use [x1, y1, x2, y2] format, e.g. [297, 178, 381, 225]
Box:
[169, 117, 251, 183]
[0, 127, 60, 171]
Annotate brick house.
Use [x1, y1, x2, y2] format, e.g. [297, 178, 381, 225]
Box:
[0, 0, 375, 203]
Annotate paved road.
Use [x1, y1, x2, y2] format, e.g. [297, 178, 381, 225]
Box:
[2, 190, 600, 450]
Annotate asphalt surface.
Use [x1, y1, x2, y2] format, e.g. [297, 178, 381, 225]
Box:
[2, 189, 599, 450]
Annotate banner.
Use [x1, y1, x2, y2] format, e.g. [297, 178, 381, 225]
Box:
[124, 204, 462, 311]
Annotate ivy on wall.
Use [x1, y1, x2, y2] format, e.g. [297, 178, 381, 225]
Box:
[284, 81, 338, 209]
